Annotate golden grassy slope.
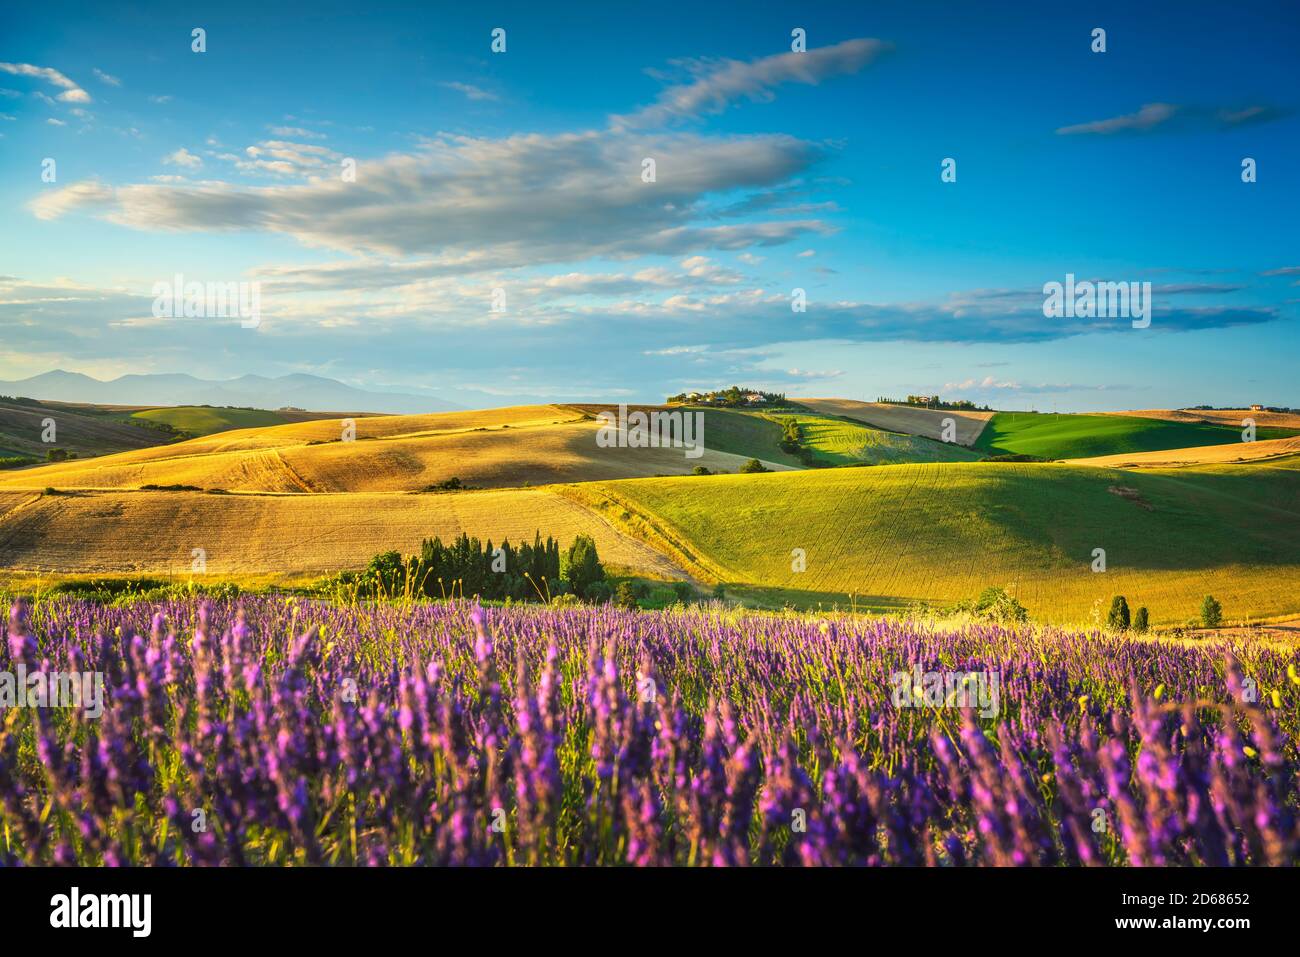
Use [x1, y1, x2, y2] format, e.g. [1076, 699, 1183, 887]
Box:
[0, 405, 794, 492]
[1105, 408, 1300, 430]
[794, 398, 993, 445]
[0, 488, 686, 581]
[1070, 436, 1300, 468]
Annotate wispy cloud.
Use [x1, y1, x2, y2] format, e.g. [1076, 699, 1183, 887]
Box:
[1057, 102, 1287, 135]
[31, 131, 834, 263]
[0, 62, 91, 103]
[268, 125, 326, 139]
[613, 38, 890, 128]
[92, 68, 121, 87]
[440, 81, 499, 102]
[943, 376, 1126, 396]
[217, 139, 341, 176]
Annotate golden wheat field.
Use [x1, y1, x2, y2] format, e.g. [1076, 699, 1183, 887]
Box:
[3, 396, 1298, 628]
[0, 405, 793, 493]
[794, 398, 994, 444]
[1069, 435, 1300, 468]
[0, 487, 685, 581]
[1103, 408, 1300, 430]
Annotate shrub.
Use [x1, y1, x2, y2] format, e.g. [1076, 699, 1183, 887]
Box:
[649, 587, 676, 607]
[563, 535, 606, 599]
[584, 580, 612, 604]
[712, 583, 726, 600]
[363, 550, 407, 597]
[954, 586, 1029, 623]
[692, 465, 712, 475]
[614, 581, 638, 610]
[1200, 595, 1223, 628]
[1107, 596, 1130, 630]
[671, 581, 693, 603]
[549, 593, 581, 609]
[1133, 607, 1149, 632]
[778, 419, 802, 454]
[46, 448, 69, 462]
[739, 458, 768, 474]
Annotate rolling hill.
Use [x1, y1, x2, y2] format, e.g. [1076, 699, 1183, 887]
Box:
[794, 398, 994, 445]
[571, 405, 805, 468]
[562, 455, 1300, 624]
[575, 405, 986, 467]
[0, 487, 684, 582]
[1070, 435, 1300, 468]
[973, 411, 1298, 460]
[1105, 408, 1300, 430]
[4, 394, 1299, 629]
[767, 412, 983, 465]
[0, 405, 796, 493]
[0, 397, 173, 461]
[127, 405, 366, 437]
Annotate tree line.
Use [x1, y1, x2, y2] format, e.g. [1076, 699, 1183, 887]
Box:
[357, 531, 609, 602]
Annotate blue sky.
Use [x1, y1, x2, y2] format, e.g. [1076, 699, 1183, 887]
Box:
[1, 0, 1296, 410]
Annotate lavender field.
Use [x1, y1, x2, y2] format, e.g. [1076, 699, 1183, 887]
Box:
[2, 596, 1297, 866]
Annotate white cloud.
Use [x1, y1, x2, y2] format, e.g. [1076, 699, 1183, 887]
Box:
[30, 180, 113, 219]
[784, 367, 843, 380]
[33, 131, 834, 262]
[163, 147, 203, 169]
[1058, 102, 1285, 136]
[148, 94, 172, 104]
[944, 375, 1021, 391]
[1056, 103, 1177, 135]
[222, 139, 341, 177]
[613, 38, 890, 128]
[0, 62, 92, 104]
[643, 344, 708, 356]
[440, 81, 499, 102]
[46, 117, 66, 126]
[269, 125, 326, 139]
[92, 68, 121, 86]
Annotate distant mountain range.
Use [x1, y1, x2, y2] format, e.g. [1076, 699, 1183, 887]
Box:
[0, 370, 460, 414]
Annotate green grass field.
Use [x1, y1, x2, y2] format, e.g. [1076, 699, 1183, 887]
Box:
[0, 397, 172, 459]
[974, 411, 1298, 459]
[694, 409, 804, 467]
[767, 412, 984, 465]
[695, 408, 983, 467]
[130, 406, 291, 436]
[563, 454, 1300, 625]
